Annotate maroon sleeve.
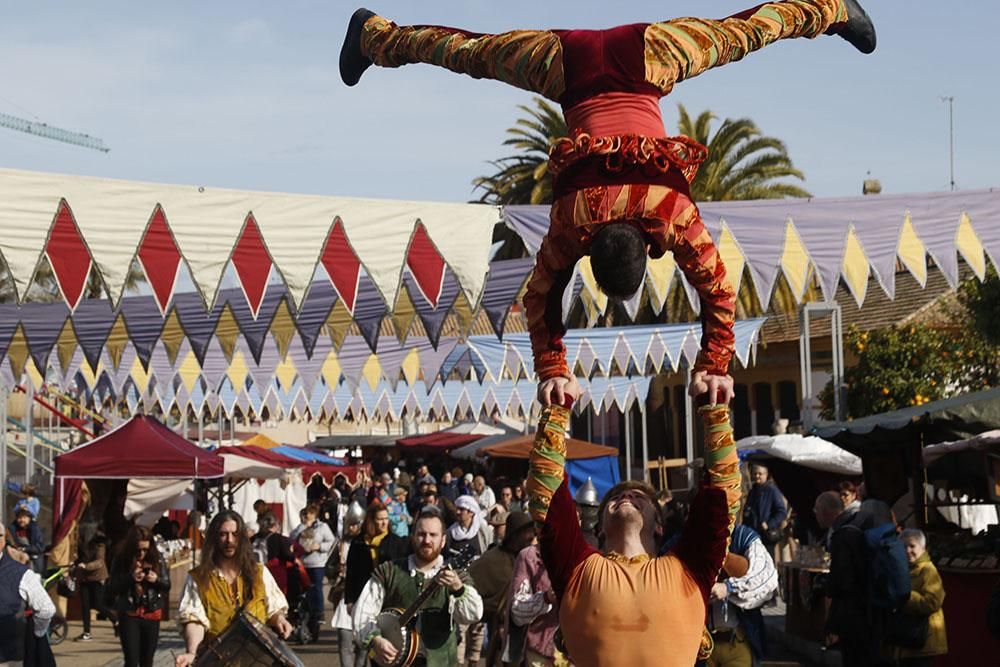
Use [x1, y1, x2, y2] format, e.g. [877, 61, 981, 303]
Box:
[672, 485, 729, 604]
[538, 478, 599, 600]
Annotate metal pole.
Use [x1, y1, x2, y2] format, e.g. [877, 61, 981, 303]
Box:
[799, 307, 813, 429]
[198, 410, 204, 447]
[941, 96, 955, 191]
[624, 404, 632, 481]
[25, 376, 34, 486]
[640, 400, 649, 483]
[684, 367, 694, 489]
[0, 385, 7, 521]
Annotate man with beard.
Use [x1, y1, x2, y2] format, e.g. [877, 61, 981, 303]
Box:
[353, 510, 484, 667]
[175, 511, 293, 667]
[525, 382, 741, 666]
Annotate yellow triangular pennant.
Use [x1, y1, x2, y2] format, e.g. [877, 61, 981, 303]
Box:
[717, 222, 746, 298]
[361, 353, 382, 391]
[270, 300, 297, 360]
[105, 314, 130, 371]
[6, 324, 29, 379]
[325, 300, 352, 351]
[130, 356, 152, 395]
[391, 289, 416, 344]
[645, 253, 676, 314]
[56, 319, 77, 376]
[160, 309, 186, 366]
[780, 220, 811, 303]
[26, 359, 44, 390]
[226, 350, 250, 391]
[897, 214, 927, 287]
[401, 348, 421, 385]
[841, 226, 870, 307]
[213, 303, 240, 362]
[275, 355, 298, 391]
[956, 212, 986, 280]
[321, 349, 342, 388]
[178, 351, 202, 394]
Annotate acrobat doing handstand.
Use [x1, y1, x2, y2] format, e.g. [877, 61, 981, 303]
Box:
[340, 1, 875, 407]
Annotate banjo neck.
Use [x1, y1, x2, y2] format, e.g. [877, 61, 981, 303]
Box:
[397, 566, 447, 627]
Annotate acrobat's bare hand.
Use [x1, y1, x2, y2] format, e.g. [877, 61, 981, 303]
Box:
[688, 371, 734, 405]
[536, 375, 580, 408]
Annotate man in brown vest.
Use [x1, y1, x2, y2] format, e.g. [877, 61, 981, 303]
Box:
[175, 511, 293, 667]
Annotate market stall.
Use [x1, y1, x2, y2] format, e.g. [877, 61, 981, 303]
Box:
[817, 388, 1000, 665]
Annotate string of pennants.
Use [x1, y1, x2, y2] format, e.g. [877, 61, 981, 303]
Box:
[505, 188, 1000, 319]
[1, 320, 764, 422]
[0, 171, 996, 404]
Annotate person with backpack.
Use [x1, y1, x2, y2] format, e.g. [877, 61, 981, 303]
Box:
[814, 490, 878, 665]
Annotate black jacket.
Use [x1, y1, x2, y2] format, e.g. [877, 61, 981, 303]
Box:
[107, 557, 171, 616]
[343, 533, 410, 604]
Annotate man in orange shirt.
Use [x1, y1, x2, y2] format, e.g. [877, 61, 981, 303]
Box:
[340, 1, 876, 407]
[524, 391, 742, 666]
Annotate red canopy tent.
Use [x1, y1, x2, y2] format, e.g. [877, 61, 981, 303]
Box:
[396, 432, 486, 452]
[218, 445, 369, 486]
[52, 415, 225, 558]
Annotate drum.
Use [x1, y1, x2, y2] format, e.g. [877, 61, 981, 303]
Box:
[194, 610, 304, 667]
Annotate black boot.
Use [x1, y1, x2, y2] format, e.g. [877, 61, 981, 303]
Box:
[833, 0, 876, 54]
[340, 8, 376, 86]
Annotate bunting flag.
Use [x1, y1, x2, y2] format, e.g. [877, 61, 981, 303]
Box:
[0, 167, 499, 314]
[503, 188, 1000, 316]
[10, 319, 760, 423]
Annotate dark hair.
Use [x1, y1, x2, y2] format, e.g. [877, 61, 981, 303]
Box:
[590, 223, 647, 298]
[112, 525, 161, 575]
[413, 508, 446, 533]
[194, 510, 258, 598]
[838, 481, 858, 494]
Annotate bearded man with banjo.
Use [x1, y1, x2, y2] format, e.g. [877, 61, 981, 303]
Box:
[353, 509, 483, 666]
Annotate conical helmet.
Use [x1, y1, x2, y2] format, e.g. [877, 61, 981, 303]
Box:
[574, 477, 599, 507]
[345, 500, 365, 525]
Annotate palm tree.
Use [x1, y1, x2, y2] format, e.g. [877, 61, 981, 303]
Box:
[472, 97, 567, 206]
[677, 104, 811, 202]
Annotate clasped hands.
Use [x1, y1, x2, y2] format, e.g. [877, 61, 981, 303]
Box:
[536, 371, 733, 407]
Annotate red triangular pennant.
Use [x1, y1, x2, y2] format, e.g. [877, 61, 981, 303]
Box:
[230, 214, 272, 319]
[406, 222, 446, 308]
[45, 201, 93, 310]
[320, 219, 361, 314]
[137, 205, 183, 314]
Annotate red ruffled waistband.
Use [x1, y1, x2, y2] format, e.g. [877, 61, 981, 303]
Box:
[549, 131, 709, 185]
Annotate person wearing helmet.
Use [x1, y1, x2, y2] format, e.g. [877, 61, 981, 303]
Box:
[331, 502, 367, 667]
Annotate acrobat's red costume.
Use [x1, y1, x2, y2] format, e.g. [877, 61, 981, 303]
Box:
[345, 0, 871, 381]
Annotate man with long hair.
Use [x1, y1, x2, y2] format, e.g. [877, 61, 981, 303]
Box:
[174, 511, 293, 667]
[340, 0, 876, 410]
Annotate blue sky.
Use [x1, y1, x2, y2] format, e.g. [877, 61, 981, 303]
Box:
[1, 1, 996, 203]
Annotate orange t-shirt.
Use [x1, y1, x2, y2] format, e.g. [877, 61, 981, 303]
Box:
[559, 553, 706, 666]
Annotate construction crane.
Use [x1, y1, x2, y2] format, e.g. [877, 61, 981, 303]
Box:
[0, 111, 109, 152]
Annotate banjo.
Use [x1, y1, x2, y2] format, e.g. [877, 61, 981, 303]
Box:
[371, 545, 478, 667]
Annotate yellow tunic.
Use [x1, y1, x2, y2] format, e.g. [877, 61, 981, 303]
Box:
[191, 563, 270, 638]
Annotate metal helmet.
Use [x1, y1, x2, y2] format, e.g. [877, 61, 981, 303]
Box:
[345, 500, 365, 525]
[574, 477, 600, 508]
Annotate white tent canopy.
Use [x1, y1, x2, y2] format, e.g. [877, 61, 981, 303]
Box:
[737, 434, 862, 475]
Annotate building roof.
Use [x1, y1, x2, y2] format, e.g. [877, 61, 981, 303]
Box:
[760, 267, 962, 344]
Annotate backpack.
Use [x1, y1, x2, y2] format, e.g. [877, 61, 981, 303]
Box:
[862, 522, 911, 610]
